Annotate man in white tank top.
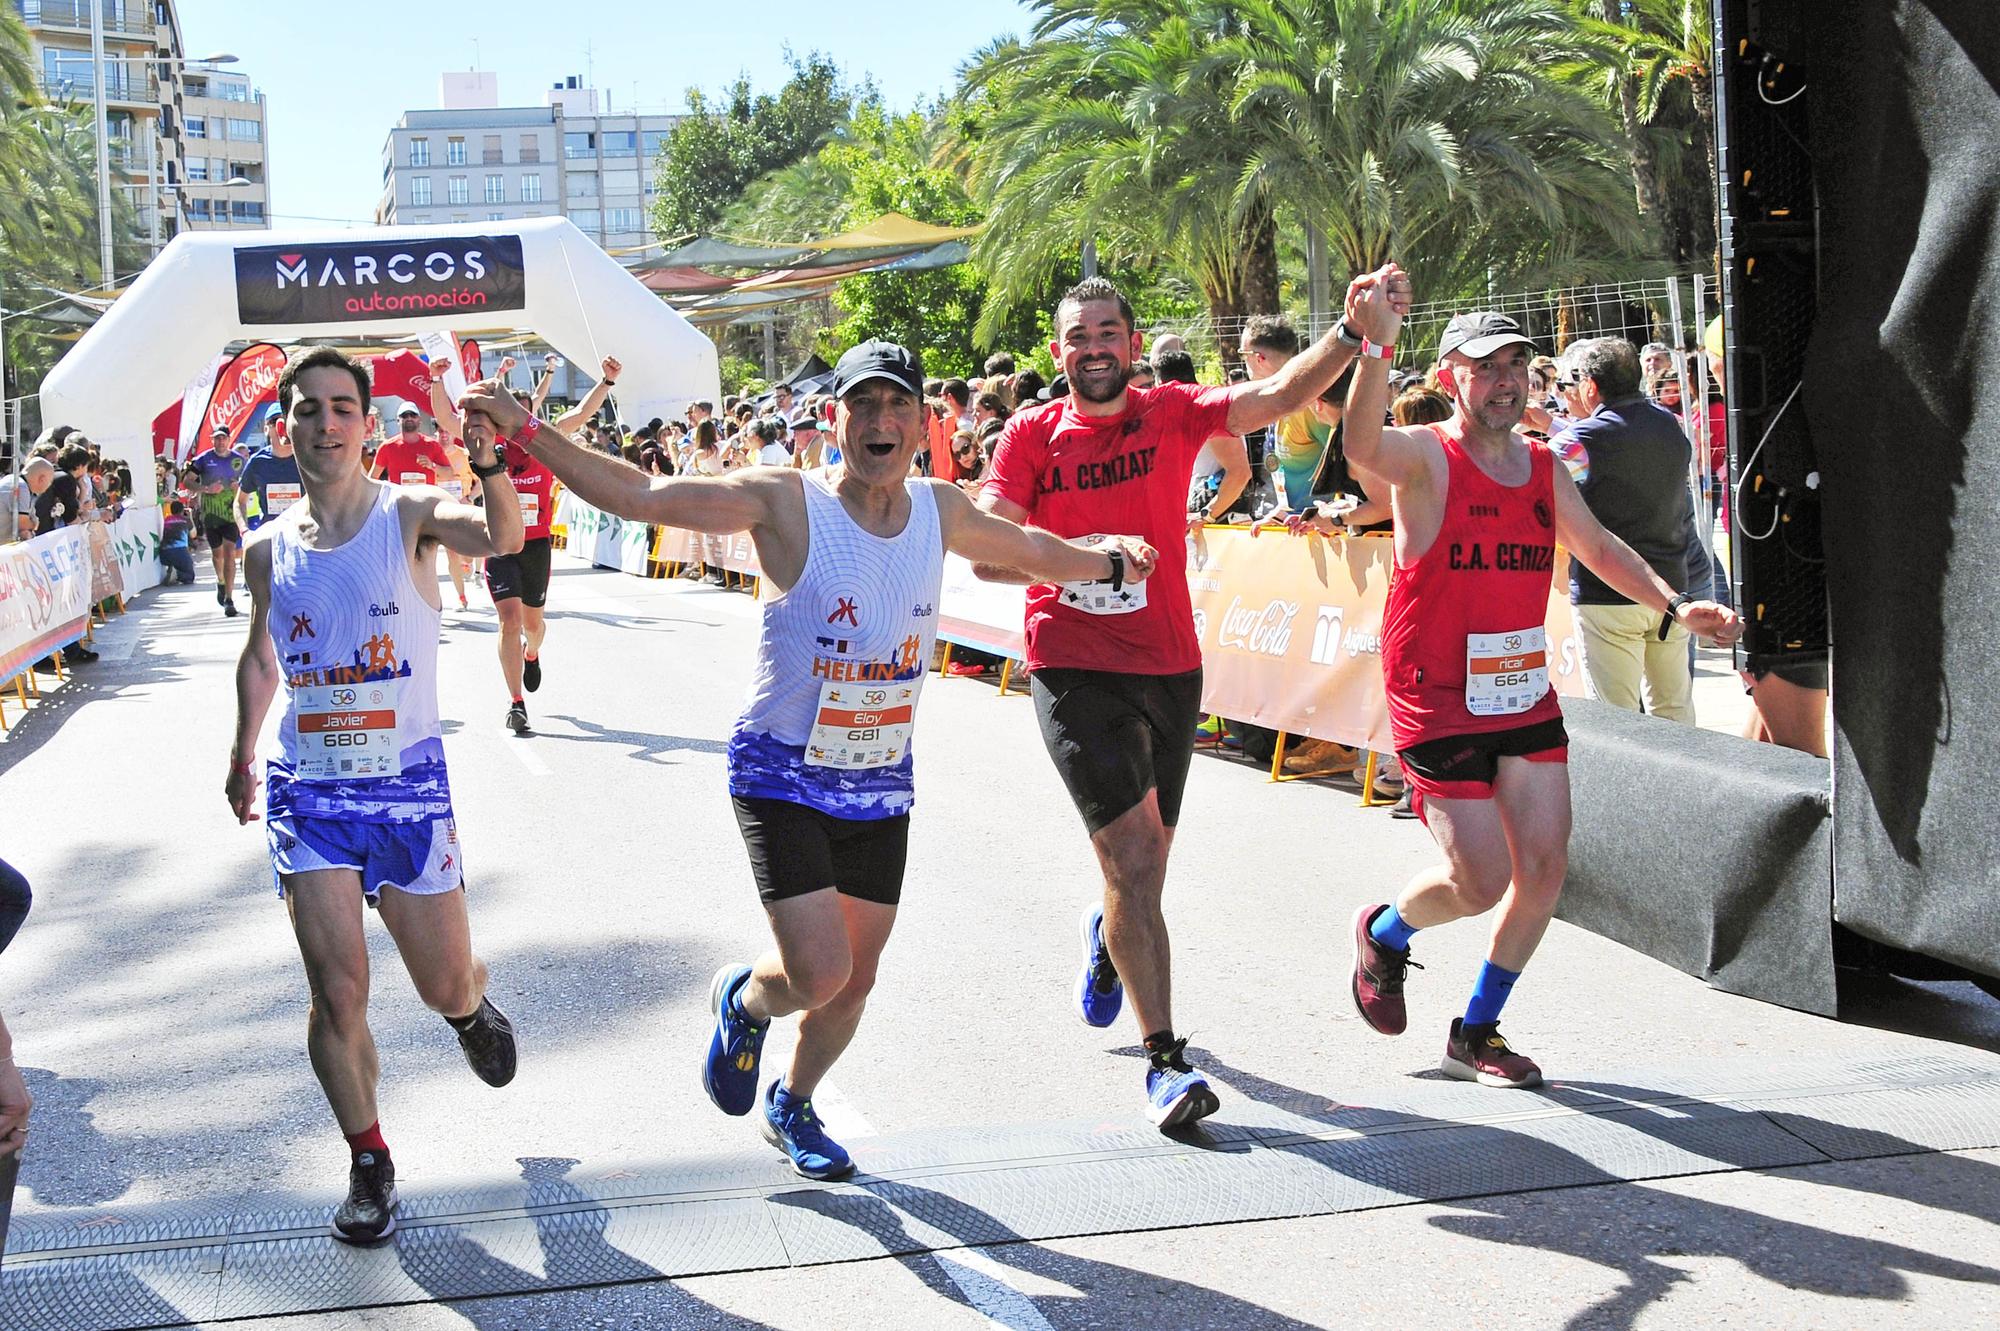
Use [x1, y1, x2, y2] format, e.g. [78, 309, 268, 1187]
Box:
[226, 348, 528, 1246]
[462, 341, 1158, 1181]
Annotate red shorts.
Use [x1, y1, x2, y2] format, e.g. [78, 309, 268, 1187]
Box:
[1397, 716, 1569, 821]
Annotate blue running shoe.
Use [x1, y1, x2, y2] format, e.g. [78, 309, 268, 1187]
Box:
[1145, 1038, 1220, 1129]
[760, 1080, 855, 1181]
[702, 964, 768, 1116]
[1075, 904, 1123, 1027]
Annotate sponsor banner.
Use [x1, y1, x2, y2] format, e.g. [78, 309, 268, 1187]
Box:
[937, 553, 1026, 658]
[110, 504, 164, 596]
[174, 351, 229, 464]
[204, 343, 286, 448]
[368, 348, 436, 409]
[86, 519, 125, 605]
[1190, 527, 1397, 751]
[416, 330, 467, 404]
[554, 490, 652, 576]
[0, 527, 92, 684]
[654, 525, 762, 576]
[234, 235, 528, 326]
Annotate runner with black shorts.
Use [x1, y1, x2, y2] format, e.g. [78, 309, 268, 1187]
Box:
[1339, 279, 1740, 1087]
[979, 273, 1394, 1128]
[227, 347, 526, 1244]
[462, 342, 1155, 1179]
[486, 424, 558, 734]
[194, 426, 247, 616]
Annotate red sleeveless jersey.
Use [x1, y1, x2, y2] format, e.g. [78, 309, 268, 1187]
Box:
[1381, 425, 1564, 750]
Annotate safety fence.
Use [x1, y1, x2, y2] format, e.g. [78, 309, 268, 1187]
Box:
[553, 493, 1590, 764]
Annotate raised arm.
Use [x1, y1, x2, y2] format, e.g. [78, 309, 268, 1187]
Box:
[934, 481, 1155, 586]
[426, 360, 465, 441]
[226, 539, 281, 824]
[1552, 463, 1740, 643]
[553, 356, 621, 438]
[1339, 269, 1441, 490]
[462, 378, 772, 534]
[416, 421, 523, 560]
[530, 354, 557, 415]
[1221, 268, 1409, 436]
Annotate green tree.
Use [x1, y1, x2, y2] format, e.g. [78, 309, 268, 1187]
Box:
[650, 53, 855, 239]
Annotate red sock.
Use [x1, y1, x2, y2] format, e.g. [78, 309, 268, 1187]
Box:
[511, 695, 524, 705]
[344, 1120, 389, 1158]
[524, 652, 537, 662]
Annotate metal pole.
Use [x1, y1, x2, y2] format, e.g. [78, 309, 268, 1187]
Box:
[1664, 277, 1709, 543]
[1080, 238, 1098, 279]
[150, 143, 161, 254]
[1305, 222, 1330, 339]
[90, 0, 115, 283]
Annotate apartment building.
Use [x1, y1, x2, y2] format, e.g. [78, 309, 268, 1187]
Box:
[179, 63, 269, 230]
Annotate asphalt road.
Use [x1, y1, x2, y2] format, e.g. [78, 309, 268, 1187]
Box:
[2, 553, 1995, 1330]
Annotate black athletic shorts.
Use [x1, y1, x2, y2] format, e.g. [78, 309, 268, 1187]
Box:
[486, 535, 552, 607]
[1397, 715, 1570, 806]
[1031, 666, 1203, 834]
[1748, 656, 1829, 692]
[732, 796, 910, 906]
[202, 518, 241, 547]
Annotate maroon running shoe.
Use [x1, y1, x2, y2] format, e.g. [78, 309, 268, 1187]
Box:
[1441, 1019, 1543, 1088]
[1350, 903, 1419, 1035]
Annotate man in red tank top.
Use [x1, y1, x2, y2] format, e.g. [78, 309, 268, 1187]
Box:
[1339, 279, 1740, 1089]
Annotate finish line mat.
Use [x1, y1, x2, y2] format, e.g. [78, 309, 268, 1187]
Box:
[7, 1053, 1999, 1329]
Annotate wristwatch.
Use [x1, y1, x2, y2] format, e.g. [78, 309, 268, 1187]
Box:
[470, 456, 507, 479]
[1334, 318, 1364, 349]
[1105, 547, 1126, 592]
[1659, 593, 1694, 640]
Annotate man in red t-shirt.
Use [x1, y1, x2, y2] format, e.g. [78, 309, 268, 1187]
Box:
[979, 274, 1390, 1129]
[1340, 272, 1739, 1089]
[370, 406, 454, 486]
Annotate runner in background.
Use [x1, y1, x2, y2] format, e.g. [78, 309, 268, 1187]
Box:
[369, 404, 453, 487]
[236, 404, 302, 533]
[1340, 275, 1740, 1089]
[195, 424, 248, 616]
[227, 347, 525, 1245]
[461, 342, 1157, 1181]
[979, 273, 1390, 1129]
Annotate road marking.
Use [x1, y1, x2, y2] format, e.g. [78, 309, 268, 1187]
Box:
[810, 1079, 877, 1138]
[932, 1249, 1060, 1331]
[505, 737, 551, 775]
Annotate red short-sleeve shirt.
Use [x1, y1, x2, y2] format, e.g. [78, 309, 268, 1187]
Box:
[983, 382, 1234, 674]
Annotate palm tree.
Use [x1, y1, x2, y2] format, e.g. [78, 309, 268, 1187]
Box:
[955, 0, 1642, 351]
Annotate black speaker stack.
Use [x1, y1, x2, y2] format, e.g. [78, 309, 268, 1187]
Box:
[1712, 0, 1826, 668]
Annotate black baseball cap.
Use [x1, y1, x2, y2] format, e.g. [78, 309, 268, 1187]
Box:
[832, 340, 924, 399]
[788, 412, 820, 432]
[1438, 312, 1537, 363]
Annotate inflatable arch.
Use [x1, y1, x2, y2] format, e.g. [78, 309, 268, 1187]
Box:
[39, 217, 720, 489]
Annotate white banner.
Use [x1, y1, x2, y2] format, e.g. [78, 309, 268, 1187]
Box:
[416, 330, 467, 405]
[109, 504, 164, 596]
[554, 490, 651, 576]
[0, 527, 92, 683]
[175, 351, 228, 464]
[937, 553, 1027, 659]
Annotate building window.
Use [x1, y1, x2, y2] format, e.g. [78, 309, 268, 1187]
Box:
[568, 209, 602, 231]
[519, 135, 540, 163]
[563, 131, 594, 159]
[227, 118, 260, 142]
[566, 174, 597, 199]
[602, 131, 637, 158]
[446, 136, 467, 166]
[520, 173, 542, 202]
[409, 138, 430, 167]
[410, 177, 432, 206]
[232, 200, 264, 223]
[488, 212, 505, 222]
[188, 198, 211, 221]
[484, 173, 504, 203]
[186, 158, 207, 181]
[483, 134, 503, 164]
[447, 176, 469, 205]
[186, 115, 206, 138]
[607, 208, 642, 233]
[642, 130, 670, 159]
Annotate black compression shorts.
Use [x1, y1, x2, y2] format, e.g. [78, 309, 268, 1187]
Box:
[486, 535, 552, 607]
[1030, 666, 1203, 834]
[201, 518, 242, 548]
[732, 796, 910, 906]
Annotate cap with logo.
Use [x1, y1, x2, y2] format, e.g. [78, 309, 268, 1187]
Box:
[1437, 312, 1538, 363]
[831, 340, 924, 399]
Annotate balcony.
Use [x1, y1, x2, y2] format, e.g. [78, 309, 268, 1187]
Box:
[18, 1, 154, 38]
[39, 69, 159, 105]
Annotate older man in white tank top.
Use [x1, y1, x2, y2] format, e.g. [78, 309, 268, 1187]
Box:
[464, 341, 1158, 1180]
[228, 347, 527, 1245]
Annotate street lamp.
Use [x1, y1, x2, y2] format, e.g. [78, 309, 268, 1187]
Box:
[85, 6, 240, 283]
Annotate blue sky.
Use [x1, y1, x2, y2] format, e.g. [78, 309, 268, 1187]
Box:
[176, 0, 1032, 232]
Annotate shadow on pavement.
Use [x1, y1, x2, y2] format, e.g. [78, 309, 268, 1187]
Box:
[533, 715, 728, 764]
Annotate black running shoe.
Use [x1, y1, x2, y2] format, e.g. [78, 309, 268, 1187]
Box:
[505, 702, 530, 734]
[223, 598, 240, 618]
[67, 644, 99, 662]
[455, 997, 518, 1087]
[331, 1150, 397, 1245]
[522, 655, 541, 693]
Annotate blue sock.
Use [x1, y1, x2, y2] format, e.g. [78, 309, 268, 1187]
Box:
[1463, 961, 1522, 1028]
[1368, 903, 1418, 952]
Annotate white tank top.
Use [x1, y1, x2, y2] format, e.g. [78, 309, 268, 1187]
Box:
[263, 483, 452, 823]
[728, 473, 944, 819]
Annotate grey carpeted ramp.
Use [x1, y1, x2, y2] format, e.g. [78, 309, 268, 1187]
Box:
[7, 1054, 1999, 1329]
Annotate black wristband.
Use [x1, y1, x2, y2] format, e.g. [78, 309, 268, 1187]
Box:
[1659, 593, 1694, 640]
[1105, 547, 1125, 592]
[470, 458, 507, 479]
